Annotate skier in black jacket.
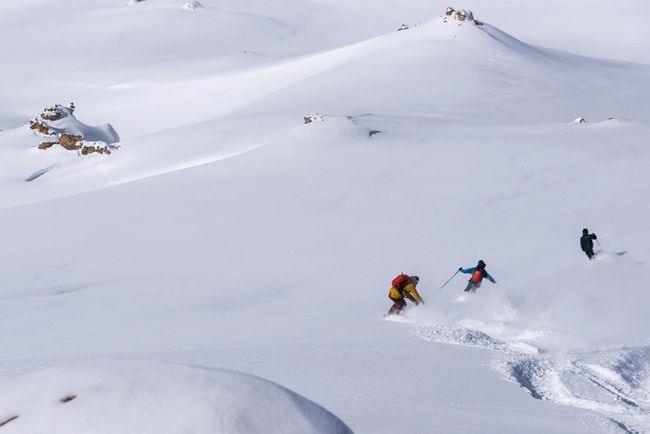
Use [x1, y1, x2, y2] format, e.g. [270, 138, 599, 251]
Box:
[580, 228, 598, 259]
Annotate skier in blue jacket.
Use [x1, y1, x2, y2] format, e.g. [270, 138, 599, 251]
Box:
[459, 260, 496, 292]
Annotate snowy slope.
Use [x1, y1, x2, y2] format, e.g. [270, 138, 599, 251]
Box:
[2, 8, 648, 207]
[1, 1, 650, 433]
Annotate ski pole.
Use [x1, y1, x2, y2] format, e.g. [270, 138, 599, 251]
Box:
[439, 270, 460, 290]
[596, 239, 601, 246]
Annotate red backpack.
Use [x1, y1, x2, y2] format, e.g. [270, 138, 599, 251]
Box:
[392, 274, 410, 289]
[470, 269, 483, 284]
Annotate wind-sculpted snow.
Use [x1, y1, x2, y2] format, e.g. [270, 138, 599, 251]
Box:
[415, 325, 513, 353]
[0, 361, 353, 434]
[501, 348, 650, 433]
[412, 321, 650, 432]
[406, 291, 650, 433]
[1, 1, 650, 433]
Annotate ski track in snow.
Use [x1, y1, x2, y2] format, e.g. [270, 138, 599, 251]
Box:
[411, 322, 650, 433]
[3, 1, 650, 433]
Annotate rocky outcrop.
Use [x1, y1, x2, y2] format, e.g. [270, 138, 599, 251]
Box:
[304, 114, 326, 124]
[81, 144, 112, 155]
[30, 103, 118, 156]
[443, 7, 482, 25]
[39, 104, 75, 121]
[29, 120, 53, 135]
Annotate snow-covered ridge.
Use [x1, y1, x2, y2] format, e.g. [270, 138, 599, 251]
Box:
[1, 1, 650, 433]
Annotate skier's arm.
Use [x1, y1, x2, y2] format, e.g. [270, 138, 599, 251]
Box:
[591, 234, 597, 240]
[459, 267, 474, 274]
[485, 272, 496, 284]
[405, 284, 424, 304]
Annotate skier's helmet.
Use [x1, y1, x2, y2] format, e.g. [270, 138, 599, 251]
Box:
[583, 228, 589, 235]
[477, 260, 486, 268]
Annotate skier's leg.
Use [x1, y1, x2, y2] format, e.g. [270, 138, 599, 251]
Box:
[388, 297, 406, 315]
[464, 282, 478, 293]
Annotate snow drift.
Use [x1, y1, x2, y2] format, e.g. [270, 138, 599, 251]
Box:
[0, 361, 353, 434]
[1, 1, 650, 433]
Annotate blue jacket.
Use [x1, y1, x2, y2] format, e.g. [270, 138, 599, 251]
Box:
[460, 267, 496, 284]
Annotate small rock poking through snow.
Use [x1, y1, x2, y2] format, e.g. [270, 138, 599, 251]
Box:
[0, 361, 353, 434]
[182, 1, 203, 10]
[304, 114, 326, 124]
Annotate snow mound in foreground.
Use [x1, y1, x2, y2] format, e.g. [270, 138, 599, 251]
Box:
[0, 361, 353, 434]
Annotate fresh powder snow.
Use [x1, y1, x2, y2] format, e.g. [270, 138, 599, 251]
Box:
[1, 1, 649, 433]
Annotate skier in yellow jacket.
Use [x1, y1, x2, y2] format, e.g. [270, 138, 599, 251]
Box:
[387, 274, 424, 315]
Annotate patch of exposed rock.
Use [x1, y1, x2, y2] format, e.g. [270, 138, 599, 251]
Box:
[444, 6, 482, 26]
[29, 120, 53, 135]
[37, 141, 57, 150]
[80, 144, 112, 155]
[58, 133, 84, 150]
[304, 114, 326, 124]
[29, 103, 75, 136]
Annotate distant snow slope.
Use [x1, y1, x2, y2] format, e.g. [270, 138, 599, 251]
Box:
[1, 8, 648, 207]
[1, 1, 649, 433]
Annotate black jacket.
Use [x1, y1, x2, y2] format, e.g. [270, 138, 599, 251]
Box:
[580, 233, 597, 252]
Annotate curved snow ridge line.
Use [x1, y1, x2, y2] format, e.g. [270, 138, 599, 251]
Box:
[106, 19, 448, 132]
[415, 324, 650, 431]
[108, 136, 276, 185]
[499, 347, 650, 433]
[414, 325, 536, 356]
[108, 113, 372, 187]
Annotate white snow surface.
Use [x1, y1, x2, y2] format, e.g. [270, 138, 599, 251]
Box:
[1, 1, 650, 433]
[0, 361, 352, 434]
